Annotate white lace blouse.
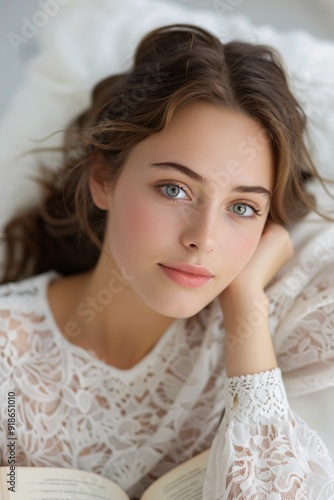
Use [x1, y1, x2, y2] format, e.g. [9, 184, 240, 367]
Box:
[1, 232, 334, 500]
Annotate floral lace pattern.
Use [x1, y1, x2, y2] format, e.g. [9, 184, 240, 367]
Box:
[1, 216, 334, 500]
[270, 221, 334, 400]
[204, 369, 334, 499]
[0, 272, 226, 498]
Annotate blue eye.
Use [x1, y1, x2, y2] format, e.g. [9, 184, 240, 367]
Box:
[154, 182, 189, 202]
[229, 202, 260, 219]
[165, 185, 185, 198]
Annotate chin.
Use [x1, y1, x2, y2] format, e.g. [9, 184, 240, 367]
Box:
[151, 296, 215, 319]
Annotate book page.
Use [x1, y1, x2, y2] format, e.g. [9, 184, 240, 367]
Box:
[141, 449, 210, 500]
[0, 466, 129, 500]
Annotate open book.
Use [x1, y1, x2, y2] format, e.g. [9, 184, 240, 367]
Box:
[0, 448, 209, 500]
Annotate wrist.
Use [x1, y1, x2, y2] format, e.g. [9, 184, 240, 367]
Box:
[219, 285, 269, 317]
[220, 289, 275, 377]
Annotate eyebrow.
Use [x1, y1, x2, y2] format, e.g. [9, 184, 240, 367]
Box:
[150, 161, 208, 185]
[233, 185, 271, 198]
[150, 162, 271, 198]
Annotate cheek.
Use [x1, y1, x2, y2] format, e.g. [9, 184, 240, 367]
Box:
[223, 229, 261, 275]
[108, 192, 175, 260]
[132, 205, 165, 237]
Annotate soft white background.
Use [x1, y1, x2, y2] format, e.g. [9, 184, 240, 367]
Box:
[1, 0, 333, 118]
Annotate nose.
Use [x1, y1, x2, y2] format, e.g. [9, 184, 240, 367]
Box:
[180, 203, 218, 253]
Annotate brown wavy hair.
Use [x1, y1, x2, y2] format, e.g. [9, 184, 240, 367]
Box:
[0, 24, 330, 284]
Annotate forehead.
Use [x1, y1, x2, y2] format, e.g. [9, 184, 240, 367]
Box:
[125, 102, 274, 190]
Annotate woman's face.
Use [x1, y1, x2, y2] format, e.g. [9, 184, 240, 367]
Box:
[100, 102, 274, 318]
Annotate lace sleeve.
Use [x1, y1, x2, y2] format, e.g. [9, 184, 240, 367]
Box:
[202, 367, 334, 499]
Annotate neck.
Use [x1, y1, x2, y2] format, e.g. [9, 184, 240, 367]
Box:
[48, 251, 176, 369]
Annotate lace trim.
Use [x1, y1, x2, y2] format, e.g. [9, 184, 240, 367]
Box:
[225, 368, 289, 421]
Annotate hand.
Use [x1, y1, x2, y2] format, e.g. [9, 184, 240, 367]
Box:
[219, 221, 293, 376]
[220, 221, 294, 307]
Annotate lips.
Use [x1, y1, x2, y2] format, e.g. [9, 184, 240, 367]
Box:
[159, 263, 214, 277]
[158, 264, 213, 288]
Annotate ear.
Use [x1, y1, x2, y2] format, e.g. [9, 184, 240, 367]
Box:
[88, 157, 110, 210]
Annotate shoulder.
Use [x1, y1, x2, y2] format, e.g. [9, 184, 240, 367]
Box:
[0, 271, 62, 371]
[0, 271, 59, 313]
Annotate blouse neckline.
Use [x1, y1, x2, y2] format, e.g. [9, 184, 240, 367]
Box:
[38, 270, 184, 379]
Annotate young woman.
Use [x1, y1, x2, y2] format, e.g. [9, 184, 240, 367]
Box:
[0, 24, 333, 499]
